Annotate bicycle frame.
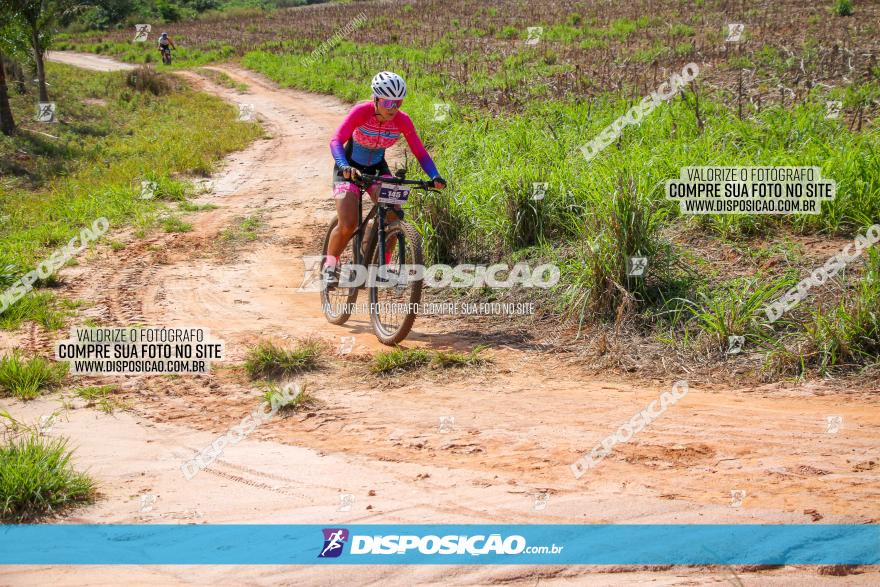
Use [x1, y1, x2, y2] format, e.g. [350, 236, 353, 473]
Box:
[347, 173, 435, 286]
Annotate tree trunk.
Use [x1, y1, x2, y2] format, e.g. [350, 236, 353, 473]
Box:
[0, 51, 16, 136]
[32, 27, 49, 102]
[11, 60, 26, 95]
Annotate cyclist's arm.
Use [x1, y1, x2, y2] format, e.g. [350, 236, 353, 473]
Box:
[396, 112, 440, 180]
[329, 102, 372, 169]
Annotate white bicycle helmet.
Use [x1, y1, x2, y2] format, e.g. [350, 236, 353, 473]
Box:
[371, 71, 407, 99]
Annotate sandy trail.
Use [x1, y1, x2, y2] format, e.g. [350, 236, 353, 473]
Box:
[46, 51, 138, 71]
[2, 52, 877, 585]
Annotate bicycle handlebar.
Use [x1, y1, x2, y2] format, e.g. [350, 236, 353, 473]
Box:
[351, 173, 438, 191]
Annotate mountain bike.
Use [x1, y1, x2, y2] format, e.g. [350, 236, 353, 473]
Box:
[160, 47, 172, 65]
[320, 170, 437, 344]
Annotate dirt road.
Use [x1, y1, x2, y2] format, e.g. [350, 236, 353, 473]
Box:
[3, 52, 877, 585]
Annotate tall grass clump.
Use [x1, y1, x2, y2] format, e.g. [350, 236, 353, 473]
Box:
[554, 176, 677, 327]
[370, 347, 431, 375]
[678, 278, 791, 353]
[0, 413, 95, 522]
[244, 338, 324, 379]
[261, 382, 316, 414]
[75, 385, 130, 414]
[220, 214, 264, 246]
[0, 292, 68, 331]
[370, 345, 491, 374]
[0, 353, 68, 400]
[126, 66, 175, 95]
[789, 248, 880, 373]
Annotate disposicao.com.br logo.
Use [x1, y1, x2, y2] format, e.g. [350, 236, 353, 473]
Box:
[318, 528, 563, 558]
[318, 528, 349, 558]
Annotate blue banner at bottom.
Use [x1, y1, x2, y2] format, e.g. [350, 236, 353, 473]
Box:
[1, 525, 878, 565]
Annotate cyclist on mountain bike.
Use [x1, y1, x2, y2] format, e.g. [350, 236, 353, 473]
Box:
[325, 71, 446, 285]
[158, 32, 175, 56]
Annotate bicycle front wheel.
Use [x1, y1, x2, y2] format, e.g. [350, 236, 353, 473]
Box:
[368, 221, 423, 345]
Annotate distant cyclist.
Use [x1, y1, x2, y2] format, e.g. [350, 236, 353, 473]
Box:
[325, 71, 446, 285]
[158, 32, 175, 62]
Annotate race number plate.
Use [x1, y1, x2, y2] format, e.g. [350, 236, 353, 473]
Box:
[378, 183, 411, 205]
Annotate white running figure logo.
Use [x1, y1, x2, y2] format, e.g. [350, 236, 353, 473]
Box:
[321, 529, 346, 557]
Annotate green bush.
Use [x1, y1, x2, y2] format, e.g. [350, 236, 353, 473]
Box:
[157, 1, 188, 22]
[833, 0, 853, 16]
[497, 26, 518, 40]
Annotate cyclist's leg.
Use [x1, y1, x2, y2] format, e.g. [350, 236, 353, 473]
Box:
[327, 168, 361, 260]
[364, 159, 394, 210]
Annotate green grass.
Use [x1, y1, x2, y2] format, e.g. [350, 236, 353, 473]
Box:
[244, 339, 324, 379]
[0, 292, 69, 331]
[371, 345, 491, 375]
[769, 248, 880, 375]
[74, 385, 116, 401]
[679, 279, 791, 353]
[220, 214, 263, 245]
[0, 61, 262, 317]
[261, 382, 315, 414]
[234, 40, 878, 343]
[430, 345, 491, 368]
[74, 385, 130, 413]
[834, 0, 854, 17]
[0, 425, 95, 523]
[195, 68, 250, 92]
[34, 16, 880, 378]
[628, 43, 668, 64]
[161, 216, 194, 233]
[553, 176, 680, 325]
[0, 353, 68, 400]
[670, 23, 695, 37]
[52, 39, 237, 69]
[241, 41, 880, 252]
[179, 201, 218, 212]
[370, 347, 431, 375]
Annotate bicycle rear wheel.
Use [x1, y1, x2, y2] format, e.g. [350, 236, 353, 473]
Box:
[320, 218, 360, 325]
[368, 221, 423, 345]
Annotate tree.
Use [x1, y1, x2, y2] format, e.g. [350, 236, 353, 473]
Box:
[0, 15, 30, 135]
[1, 0, 92, 102]
[78, 0, 136, 30]
[0, 52, 14, 135]
[0, 16, 31, 95]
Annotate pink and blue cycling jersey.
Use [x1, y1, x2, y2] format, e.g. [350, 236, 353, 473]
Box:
[329, 101, 439, 179]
